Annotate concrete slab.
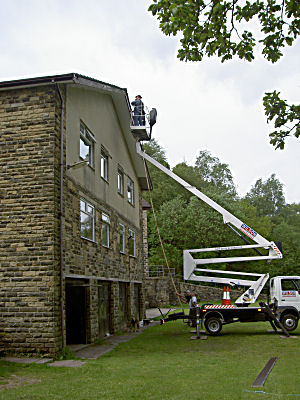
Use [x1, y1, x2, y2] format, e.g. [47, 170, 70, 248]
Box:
[69, 344, 89, 352]
[48, 360, 87, 367]
[190, 335, 208, 340]
[74, 344, 118, 359]
[3, 357, 53, 364]
[280, 335, 298, 339]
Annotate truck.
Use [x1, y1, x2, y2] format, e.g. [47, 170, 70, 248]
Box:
[160, 273, 300, 337]
[132, 121, 300, 337]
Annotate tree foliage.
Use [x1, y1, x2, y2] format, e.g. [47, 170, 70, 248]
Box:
[149, 0, 300, 63]
[148, 0, 300, 148]
[245, 173, 285, 217]
[263, 90, 300, 149]
[195, 150, 237, 196]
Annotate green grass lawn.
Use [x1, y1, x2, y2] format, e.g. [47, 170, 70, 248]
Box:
[0, 320, 300, 400]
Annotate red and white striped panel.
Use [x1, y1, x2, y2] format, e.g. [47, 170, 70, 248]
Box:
[204, 305, 235, 309]
[272, 244, 282, 256]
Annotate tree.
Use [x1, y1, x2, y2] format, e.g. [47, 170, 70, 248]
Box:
[194, 150, 237, 196]
[245, 173, 285, 217]
[142, 139, 170, 167]
[148, 0, 300, 148]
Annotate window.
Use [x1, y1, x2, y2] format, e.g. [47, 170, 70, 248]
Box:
[80, 199, 95, 241]
[101, 213, 110, 247]
[101, 146, 109, 181]
[117, 166, 124, 195]
[119, 223, 125, 254]
[281, 279, 300, 292]
[128, 229, 136, 257]
[80, 123, 95, 167]
[127, 177, 134, 205]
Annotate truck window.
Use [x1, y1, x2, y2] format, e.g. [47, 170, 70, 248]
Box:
[281, 279, 297, 291]
[293, 279, 300, 292]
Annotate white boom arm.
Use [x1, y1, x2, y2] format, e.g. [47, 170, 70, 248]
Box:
[184, 252, 270, 304]
[137, 143, 282, 291]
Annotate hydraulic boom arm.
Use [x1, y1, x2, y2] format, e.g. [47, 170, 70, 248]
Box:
[137, 142, 282, 294]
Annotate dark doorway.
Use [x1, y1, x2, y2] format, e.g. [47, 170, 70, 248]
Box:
[98, 282, 111, 338]
[134, 284, 141, 321]
[66, 285, 87, 344]
[119, 282, 129, 330]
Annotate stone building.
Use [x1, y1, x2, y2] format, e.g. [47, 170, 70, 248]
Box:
[0, 73, 151, 354]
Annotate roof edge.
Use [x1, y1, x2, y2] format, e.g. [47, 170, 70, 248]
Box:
[0, 73, 77, 90]
[0, 72, 128, 94]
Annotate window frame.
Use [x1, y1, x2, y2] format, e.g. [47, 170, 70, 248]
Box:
[100, 146, 109, 182]
[119, 223, 125, 254]
[117, 166, 124, 196]
[80, 123, 95, 168]
[128, 229, 136, 257]
[80, 198, 95, 241]
[101, 212, 110, 248]
[127, 177, 135, 206]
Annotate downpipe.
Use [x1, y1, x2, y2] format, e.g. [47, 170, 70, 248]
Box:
[56, 83, 65, 348]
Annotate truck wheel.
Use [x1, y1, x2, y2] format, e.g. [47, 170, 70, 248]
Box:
[204, 316, 222, 335]
[280, 314, 298, 331]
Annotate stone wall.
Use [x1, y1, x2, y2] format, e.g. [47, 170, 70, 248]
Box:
[0, 85, 62, 354]
[145, 277, 242, 307]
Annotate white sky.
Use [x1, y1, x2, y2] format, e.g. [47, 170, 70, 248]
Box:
[1, 0, 299, 203]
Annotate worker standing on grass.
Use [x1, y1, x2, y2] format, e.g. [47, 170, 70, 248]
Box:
[189, 292, 197, 309]
[176, 290, 198, 327]
[189, 292, 198, 328]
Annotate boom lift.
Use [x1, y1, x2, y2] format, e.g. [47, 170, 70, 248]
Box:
[134, 132, 300, 337]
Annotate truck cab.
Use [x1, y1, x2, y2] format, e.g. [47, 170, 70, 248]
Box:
[270, 276, 300, 331]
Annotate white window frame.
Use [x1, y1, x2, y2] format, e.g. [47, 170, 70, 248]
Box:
[100, 146, 109, 181]
[80, 199, 95, 241]
[127, 177, 134, 205]
[101, 213, 110, 248]
[128, 229, 136, 257]
[80, 123, 95, 167]
[119, 223, 125, 254]
[117, 166, 124, 196]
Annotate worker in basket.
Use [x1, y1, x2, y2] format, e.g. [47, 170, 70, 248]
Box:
[131, 95, 145, 126]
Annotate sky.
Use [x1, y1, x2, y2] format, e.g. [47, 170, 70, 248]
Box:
[1, 0, 299, 203]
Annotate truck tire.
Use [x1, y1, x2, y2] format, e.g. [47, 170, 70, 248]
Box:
[280, 314, 298, 331]
[204, 316, 222, 335]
